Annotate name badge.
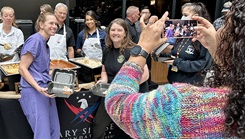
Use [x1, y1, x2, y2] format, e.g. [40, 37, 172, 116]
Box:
[171, 66, 178, 72]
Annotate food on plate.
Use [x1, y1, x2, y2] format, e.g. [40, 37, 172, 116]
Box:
[63, 86, 72, 95]
[4, 43, 11, 50]
[102, 90, 108, 95]
[75, 57, 102, 68]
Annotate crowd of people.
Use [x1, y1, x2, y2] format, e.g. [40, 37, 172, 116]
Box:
[2, 0, 245, 138]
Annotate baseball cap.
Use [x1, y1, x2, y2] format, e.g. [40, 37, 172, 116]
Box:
[221, 1, 232, 13]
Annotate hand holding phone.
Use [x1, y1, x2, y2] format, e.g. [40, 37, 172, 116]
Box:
[164, 19, 198, 39]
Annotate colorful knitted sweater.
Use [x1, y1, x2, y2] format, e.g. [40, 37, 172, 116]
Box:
[105, 61, 233, 138]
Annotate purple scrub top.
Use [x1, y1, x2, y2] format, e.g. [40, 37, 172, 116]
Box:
[20, 32, 51, 88]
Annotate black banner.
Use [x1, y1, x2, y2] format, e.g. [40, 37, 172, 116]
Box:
[56, 90, 120, 139]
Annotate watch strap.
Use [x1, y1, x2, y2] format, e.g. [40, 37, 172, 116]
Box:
[139, 49, 149, 59]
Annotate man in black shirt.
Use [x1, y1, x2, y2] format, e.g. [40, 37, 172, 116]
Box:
[125, 6, 140, 43]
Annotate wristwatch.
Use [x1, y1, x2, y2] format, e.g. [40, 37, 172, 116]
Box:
[130, 45, 149, 59]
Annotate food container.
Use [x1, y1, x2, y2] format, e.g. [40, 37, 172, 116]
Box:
[90, 82, 110, 97]
[48, 69, 76, 98]
[0, 62, 21, 91]
[50, 59, 80, 70]
[69, 57, 102, 69]
[69, 57, 102, 83]
[0, 62, 20, 76]
[0, 60, 80, 76]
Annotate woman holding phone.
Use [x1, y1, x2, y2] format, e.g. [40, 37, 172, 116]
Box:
[162, 2, 213, 85]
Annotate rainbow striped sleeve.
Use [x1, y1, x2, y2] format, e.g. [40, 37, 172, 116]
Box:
[105, 61, 183, 138]
[105, 61, 233, 138]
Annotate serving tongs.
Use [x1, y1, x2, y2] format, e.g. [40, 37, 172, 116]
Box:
[0, 43, 11, 50]
[0, 53, 15, 62]
[0, 44, 23, 62]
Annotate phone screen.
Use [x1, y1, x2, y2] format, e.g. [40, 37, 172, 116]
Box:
[164, 19, 198, 38]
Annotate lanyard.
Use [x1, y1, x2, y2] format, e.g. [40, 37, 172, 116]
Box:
[176, 38, 189, 58]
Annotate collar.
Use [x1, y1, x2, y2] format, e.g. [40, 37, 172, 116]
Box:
[57, 24, 65, 32]
[0, 23, 15, 37]
[88, 28, 99, 37]
[125, 18, 135, 26]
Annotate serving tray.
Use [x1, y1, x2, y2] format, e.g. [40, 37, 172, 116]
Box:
[90, 82, 110, 97]
[69, 57, 102, 69]
[0, 61, 20, 76]
[50, 59, 80, 70]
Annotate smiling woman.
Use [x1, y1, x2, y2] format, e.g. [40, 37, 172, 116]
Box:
[18, 12, 60, 139]
[90, 18, 149, 139]
[76, 10, 106, 61]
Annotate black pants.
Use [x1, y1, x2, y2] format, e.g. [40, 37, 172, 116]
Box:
[91, 98, 131, 139]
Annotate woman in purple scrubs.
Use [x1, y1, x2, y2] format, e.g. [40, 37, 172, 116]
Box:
[18, 12, 59, 139]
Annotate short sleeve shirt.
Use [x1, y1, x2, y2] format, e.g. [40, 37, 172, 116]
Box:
[20, 33, 51, 88]
[57, 24, 76, 48]
[102, 47, 130, 83]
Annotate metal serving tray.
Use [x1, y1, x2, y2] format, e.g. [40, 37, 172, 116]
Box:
[69, 57, 102, 69]
[90, 82, 110, 97]
[0, 61, 20, 76]
[157, 57, 174, 62]
[48, 69, 76, 98]
[50, 59, 80, 70]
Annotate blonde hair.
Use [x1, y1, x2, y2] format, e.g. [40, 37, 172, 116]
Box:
[1, 6, 17, 27]
[40, 4, 53, 14]
[35, 12, 55, 31]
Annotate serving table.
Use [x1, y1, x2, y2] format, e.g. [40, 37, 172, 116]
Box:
[0, 90, 123, 139]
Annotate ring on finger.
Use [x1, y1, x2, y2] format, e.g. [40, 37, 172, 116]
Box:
[149, 21, 154, 25]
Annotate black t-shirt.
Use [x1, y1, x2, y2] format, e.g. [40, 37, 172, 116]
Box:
[57, 25, 76, 48]
[102, 47, 130, 83]
[102, 46, 148, 92]
[125, 18, 139, 43]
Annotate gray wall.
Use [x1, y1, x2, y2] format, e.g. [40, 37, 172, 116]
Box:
[0, 0, 76, 23]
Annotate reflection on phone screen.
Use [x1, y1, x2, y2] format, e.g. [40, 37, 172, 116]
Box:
[163, 19, 197, 39]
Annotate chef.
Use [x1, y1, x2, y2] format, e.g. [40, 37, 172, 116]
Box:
[0, 6, 24, 63]
[48, 3, 75, 61]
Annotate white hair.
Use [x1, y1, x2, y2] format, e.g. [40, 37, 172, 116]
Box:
[55, 3, 67, 11]
[126, 6, 139, 16]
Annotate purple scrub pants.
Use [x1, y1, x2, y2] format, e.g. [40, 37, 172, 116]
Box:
[19, 88, 60, 139]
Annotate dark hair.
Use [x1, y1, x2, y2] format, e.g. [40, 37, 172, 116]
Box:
[182, 2, 212, 22]
[207, 0, 245, 137]
[141, 5, 150, 12]
[105, 18, 135, 54]
[177, 2, 212, 57]
[83, 10, 100, 39]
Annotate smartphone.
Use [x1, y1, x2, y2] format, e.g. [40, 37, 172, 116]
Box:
[163, 19, 198, 38]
